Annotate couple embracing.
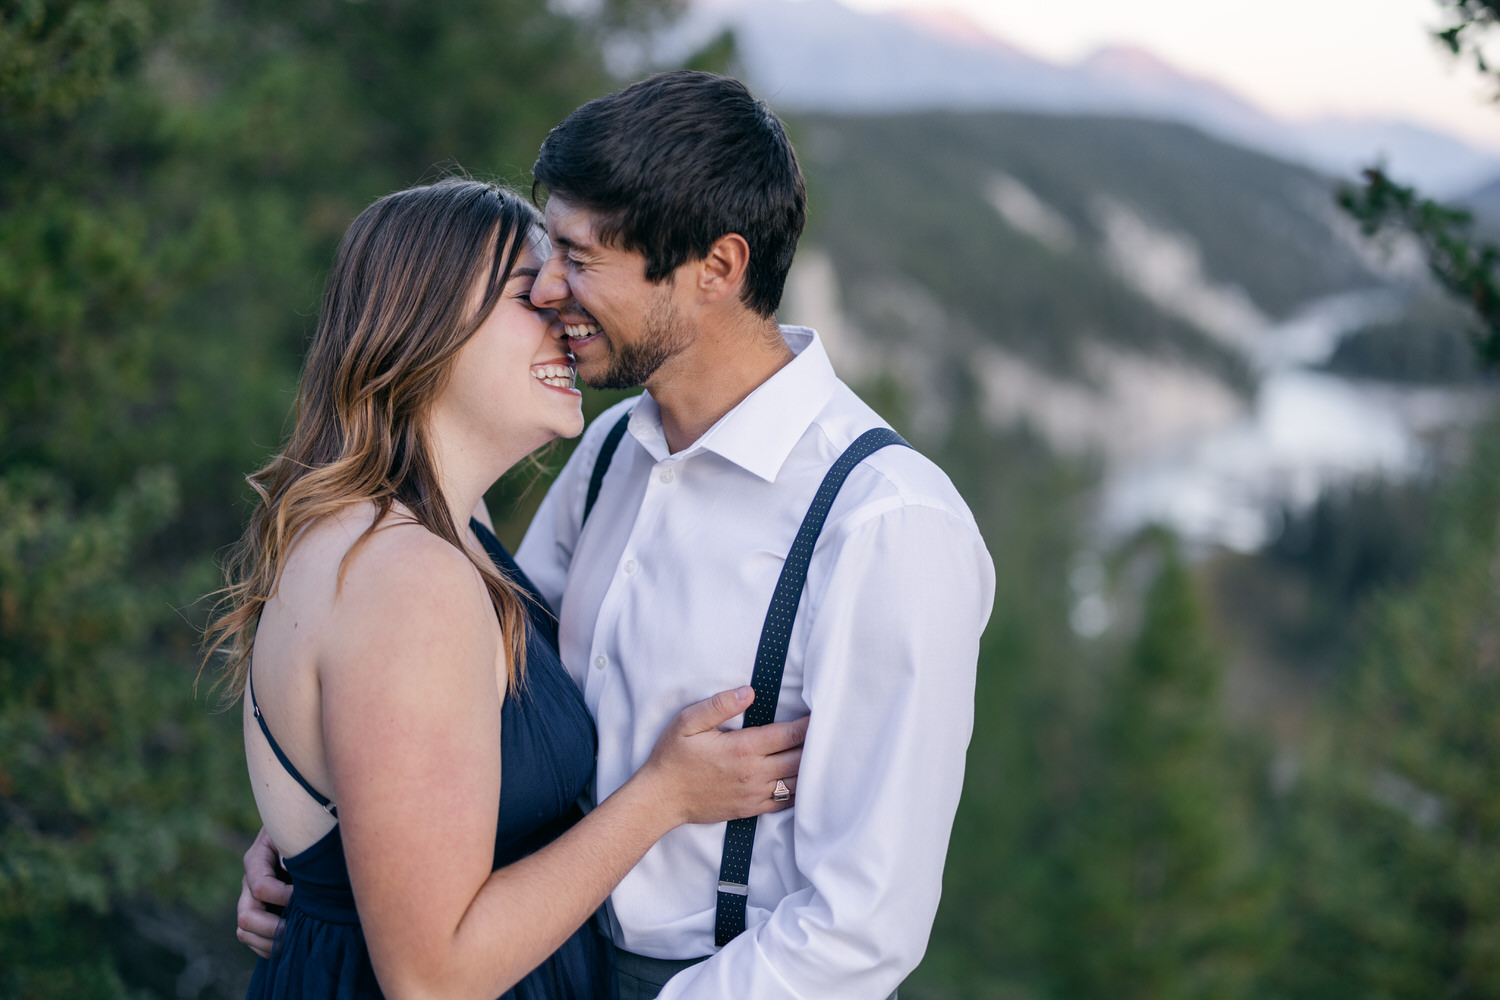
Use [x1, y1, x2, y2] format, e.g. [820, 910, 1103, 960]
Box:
[212, 71, 994, 1000]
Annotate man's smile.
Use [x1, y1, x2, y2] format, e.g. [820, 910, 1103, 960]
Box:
[563, 322, 603, 347]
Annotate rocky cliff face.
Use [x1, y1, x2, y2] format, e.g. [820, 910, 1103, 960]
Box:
[777, 110, 1492, 548]
[780, 111, 1387, 456]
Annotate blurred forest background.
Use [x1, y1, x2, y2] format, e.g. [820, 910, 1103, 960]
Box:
[3, 0, 1500, 997]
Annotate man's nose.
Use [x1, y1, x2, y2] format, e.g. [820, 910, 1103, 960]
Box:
[532, 254, 569, 311]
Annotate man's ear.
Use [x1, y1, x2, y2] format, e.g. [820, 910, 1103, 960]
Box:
[695, 233, 751, 303]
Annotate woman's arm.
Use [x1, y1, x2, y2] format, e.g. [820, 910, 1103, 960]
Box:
[321, 530, 801, 1000]
[417, 687, 799, 999]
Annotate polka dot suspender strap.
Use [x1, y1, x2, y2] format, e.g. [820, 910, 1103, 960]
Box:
[714, 426, 911, 948]
[582, 408, 634, 528]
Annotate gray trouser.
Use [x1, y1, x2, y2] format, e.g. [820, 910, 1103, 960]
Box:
[611, 947, 898, 1000]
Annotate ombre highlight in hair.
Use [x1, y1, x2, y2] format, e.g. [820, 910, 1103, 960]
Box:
[204, 178, 542, 700]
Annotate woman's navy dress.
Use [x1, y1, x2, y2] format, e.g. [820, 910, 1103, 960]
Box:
[245, 522, 612, 999]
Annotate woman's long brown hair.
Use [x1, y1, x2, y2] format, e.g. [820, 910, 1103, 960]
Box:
[203, 178, 540, 700]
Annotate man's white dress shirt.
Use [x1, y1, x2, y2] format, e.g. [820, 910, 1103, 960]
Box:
[514, 327, 995, 999]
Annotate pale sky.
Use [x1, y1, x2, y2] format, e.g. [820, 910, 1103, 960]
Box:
[838, 0, 1500, 150]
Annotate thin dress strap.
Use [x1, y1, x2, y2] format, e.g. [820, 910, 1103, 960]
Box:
[470, 517, 560, 650]
[249, 671, 338, 818]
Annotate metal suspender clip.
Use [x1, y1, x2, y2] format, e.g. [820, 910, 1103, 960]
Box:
[717, 881, 749, 896]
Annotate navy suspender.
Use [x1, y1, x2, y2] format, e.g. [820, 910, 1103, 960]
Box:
[583, 409, 634, 527]
[714, 426, 910, 946]
[581, 412, 911, 948]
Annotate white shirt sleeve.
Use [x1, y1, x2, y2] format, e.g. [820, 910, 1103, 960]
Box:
[657, 501, 996, 999]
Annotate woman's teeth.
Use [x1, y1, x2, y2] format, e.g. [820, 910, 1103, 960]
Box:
[531, 364, 576, 388]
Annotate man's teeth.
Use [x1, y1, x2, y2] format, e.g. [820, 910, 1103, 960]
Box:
[531, 364, 576, 388]
[564, 323, 601, 340]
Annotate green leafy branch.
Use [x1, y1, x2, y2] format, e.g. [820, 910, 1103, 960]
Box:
[1434, 0, 1500, 94]
[1337, 1, 1500, 368]
[1338, 168, 1500, 367]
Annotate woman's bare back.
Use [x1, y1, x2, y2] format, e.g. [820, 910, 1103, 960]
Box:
[243, 506, 504, 858]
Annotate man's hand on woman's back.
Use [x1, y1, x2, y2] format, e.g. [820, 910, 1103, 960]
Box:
[237, 827, 292, 959]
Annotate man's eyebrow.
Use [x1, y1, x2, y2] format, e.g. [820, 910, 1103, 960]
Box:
[551, 230, 596, 254]
[507, 267, 540, 280]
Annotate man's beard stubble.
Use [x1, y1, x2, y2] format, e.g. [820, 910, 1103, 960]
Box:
[582, 297, 692, 391]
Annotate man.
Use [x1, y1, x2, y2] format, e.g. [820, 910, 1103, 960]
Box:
[241, 71, 994, 999]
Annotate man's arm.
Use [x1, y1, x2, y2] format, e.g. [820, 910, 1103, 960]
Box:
[658, 501, 995, 1000]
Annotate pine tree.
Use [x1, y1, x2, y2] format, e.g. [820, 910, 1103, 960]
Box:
[1037, 537, 1274, 1000]
[1, 5, 257, 995]
[1271, 419, 1500, 999]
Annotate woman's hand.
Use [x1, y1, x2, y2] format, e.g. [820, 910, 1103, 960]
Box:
[636, 686, 808, 828]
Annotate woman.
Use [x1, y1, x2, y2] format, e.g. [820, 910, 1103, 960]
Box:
[204, 178, 804, 999]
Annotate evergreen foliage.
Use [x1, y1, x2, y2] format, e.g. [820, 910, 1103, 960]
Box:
[1, 0, 678, 994]
[1031, 538, 1274, 1000]
[5, 1, 1499, 997]
[1339, 0, 1500, 367]
[1259, 6, 1500, 996]
[1339, 169, 1500, 368]
[1270, 418, 1500, 999]
[909, 485, 1278, 999]
[1436, 0, 1500, 94]
[1, 4, 253, 993]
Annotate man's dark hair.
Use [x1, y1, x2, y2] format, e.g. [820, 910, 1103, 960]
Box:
[532, 71, 806, 319]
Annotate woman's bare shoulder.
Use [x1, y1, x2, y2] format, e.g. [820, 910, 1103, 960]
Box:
[348, 515, 478, 591]
[319, 512, 495, 678]
[283, 505, 474, 599]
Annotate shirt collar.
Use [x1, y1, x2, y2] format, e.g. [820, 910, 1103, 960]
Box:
[626, 326, 839, 483]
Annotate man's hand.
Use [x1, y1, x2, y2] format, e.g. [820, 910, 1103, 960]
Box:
[236, 827, 292, 959]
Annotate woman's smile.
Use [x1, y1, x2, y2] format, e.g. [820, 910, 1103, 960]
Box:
[530, 359, 580, 394]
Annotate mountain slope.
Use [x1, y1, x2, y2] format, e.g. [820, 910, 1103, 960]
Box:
[661, 0, 1500, 195]
[779, 110, 1396, 457]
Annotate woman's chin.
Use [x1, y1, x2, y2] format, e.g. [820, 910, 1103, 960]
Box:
[551, 402, 586, 441]
[539, 411, 587, 447]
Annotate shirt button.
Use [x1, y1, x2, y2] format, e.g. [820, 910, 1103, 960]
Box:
[594, 655, 607, 670]
[659, 468, 675, 484]
[624, 559, 638, 575]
